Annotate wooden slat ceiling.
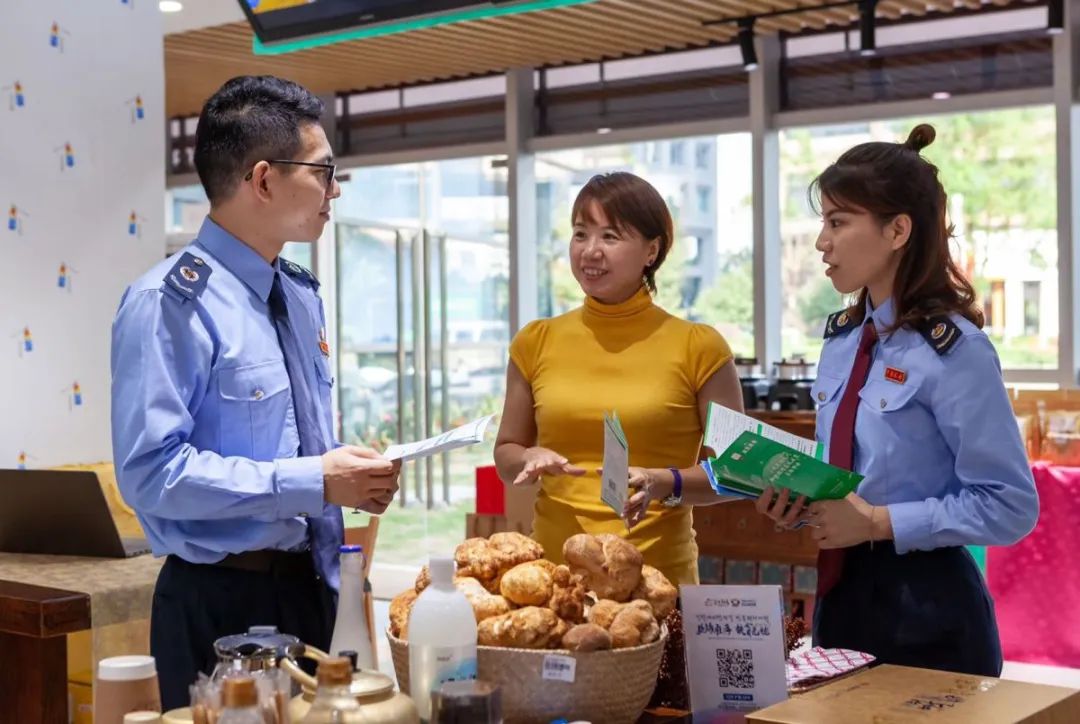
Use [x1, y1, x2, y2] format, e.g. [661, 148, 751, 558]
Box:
[165, 0, 1035, 118]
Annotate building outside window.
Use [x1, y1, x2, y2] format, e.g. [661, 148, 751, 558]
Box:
[536, 133, 753, 358]
[779, 106, 1057, 369]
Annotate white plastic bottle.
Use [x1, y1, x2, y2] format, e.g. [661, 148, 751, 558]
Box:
[408, 556, 478, 722]
[329, 544, 376, 671]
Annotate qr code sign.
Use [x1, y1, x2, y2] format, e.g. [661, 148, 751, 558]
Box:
[716, 647, 755, 689]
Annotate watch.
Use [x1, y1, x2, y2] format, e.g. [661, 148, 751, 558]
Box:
[662, 467, 683, 507]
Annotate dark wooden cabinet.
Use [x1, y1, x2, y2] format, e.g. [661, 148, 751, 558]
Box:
[693, 411, 819, 622]
[0, 580, 91, 723]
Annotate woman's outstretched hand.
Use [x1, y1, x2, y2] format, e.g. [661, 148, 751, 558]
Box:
[513, 447, 586, 486]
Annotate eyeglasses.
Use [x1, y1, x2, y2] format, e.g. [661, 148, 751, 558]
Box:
[245, 159, 337, 191]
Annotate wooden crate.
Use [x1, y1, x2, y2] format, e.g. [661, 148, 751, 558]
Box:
[466, 512, 531, 539]
[694, 501, 818, 568]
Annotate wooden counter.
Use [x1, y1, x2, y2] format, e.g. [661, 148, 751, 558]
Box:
[0, 580, 91, 723]
[0, 552, 163, 723]
[694, 502, 817, 568]
[744, 410, 816, 442]
[694, 410, 819, 623]
[694, 408, 817, 568]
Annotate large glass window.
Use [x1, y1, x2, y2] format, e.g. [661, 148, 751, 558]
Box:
[779, 107, 1058, 369]
[335, 157, 508, 568]
[535, 133, 754, 358]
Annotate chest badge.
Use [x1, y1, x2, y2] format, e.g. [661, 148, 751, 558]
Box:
[884, 366, 907, 385]
[318, 327, 330, 357]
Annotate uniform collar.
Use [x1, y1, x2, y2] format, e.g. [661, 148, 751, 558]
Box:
[865, 294, 896, 335]
[194, 216, 275, 302]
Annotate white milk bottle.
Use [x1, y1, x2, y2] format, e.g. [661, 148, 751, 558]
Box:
[328, 544, 376, 670]
[408, 556, 478, 722]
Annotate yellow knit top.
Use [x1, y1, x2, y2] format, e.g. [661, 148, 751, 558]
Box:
[509, 287, 733, 585]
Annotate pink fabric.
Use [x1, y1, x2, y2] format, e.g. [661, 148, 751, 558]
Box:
[786, 647, 875, 689]
[988, 462, 1080, 667]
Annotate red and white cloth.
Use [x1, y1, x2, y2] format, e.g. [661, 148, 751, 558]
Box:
[786, 647, 876, 691]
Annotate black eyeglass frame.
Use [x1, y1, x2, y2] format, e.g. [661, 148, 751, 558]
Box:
[244, 159, 337, 190]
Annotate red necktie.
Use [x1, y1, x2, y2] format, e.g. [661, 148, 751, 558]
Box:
[816, 320, 878, 599]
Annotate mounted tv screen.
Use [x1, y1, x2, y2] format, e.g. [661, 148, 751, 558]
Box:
[239, 0, 519, 44]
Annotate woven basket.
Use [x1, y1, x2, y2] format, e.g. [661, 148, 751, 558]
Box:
[388, 628, 666, 724]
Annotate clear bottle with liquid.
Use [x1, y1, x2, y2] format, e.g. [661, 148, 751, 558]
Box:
[329, 544, 376, 671]
[301, 657, 365, 723]
[408, 556, 478, 722]
[217, 677, 263, 724]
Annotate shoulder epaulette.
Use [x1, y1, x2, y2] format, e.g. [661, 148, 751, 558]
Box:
[918, 315, 962, 355]
[162, 252, 212, 301]
[281, 258, 320, 289]
[824, 308, 858, 339]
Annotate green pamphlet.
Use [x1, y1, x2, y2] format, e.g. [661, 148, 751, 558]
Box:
[705, 430, 862, 501]
[601, 411, 629, 515]
[701, 403, 862, 501]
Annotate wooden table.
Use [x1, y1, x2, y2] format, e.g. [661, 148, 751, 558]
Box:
[0, 552, 163, 723]
[640, 708, 746, 722]
[0, 580, 91, 723]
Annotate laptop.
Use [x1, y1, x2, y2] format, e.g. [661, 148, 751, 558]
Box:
[0, 469, 151, 558]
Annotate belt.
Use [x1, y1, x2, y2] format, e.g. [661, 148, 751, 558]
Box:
[207, 549, 315, 576]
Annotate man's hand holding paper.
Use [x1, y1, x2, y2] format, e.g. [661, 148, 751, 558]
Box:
[382, 414, 495, 463]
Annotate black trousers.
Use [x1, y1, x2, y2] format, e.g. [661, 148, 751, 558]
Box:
[150, 553, 335, 711]
[814, 542, 1002, 677]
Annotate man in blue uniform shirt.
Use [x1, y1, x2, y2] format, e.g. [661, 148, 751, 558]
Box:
[111, 76, 400, 708]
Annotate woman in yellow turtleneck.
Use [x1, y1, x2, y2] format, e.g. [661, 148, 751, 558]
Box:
[493, 172, 744, 586]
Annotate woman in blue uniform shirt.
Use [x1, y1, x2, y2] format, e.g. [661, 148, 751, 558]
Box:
[757, 123, 1039, 676]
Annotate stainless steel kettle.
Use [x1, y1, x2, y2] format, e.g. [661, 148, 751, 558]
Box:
[211, 625, 314, 681]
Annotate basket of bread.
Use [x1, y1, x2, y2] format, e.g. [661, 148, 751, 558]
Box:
[388, 531, 676, 724]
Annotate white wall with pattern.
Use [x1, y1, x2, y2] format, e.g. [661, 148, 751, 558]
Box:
[0, 0, 165, 467]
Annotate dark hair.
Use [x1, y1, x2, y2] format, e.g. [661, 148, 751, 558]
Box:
[571, 172, 674, 293]
[194, 75, 325, 204]
[810, 123, 984, 330]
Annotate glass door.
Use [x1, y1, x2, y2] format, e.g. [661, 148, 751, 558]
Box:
[426, 232, 510, 510]
[335, 157, 509, 567]
[336, 222, 425, 504]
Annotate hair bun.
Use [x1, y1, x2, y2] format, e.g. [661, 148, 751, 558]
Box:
[904, 123, 936, 152]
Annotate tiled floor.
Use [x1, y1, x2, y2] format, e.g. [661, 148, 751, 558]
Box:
[371, 599, 1080, 691]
